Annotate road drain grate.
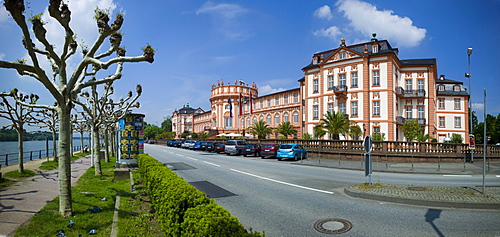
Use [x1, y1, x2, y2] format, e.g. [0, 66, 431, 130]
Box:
[314, 218, 352, 234]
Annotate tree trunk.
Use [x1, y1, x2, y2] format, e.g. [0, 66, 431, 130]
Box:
[80, 131, 84, 152]
[52, 130, 58, 162]
[17, 129, 24, 173]
[92, 124, 102, 176]
[104, 128, 110, 162]
[58, 106, 73, 217]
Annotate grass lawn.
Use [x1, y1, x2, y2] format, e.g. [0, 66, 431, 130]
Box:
[13, 154, 162, 236]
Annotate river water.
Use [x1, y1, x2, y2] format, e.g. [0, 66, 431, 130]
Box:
[0, 138, 89, 166]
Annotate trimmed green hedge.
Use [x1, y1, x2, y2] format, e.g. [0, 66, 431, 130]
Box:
[138, 154, 264, 236]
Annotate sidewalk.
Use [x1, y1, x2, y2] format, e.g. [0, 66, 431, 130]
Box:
[295, 157, 500, 209]
[0, 156, 91, 237]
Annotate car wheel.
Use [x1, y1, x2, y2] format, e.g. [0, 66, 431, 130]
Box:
[261, 156, 265, 159]
[226, 152, 230, 156]
[294, 154, 298, 161]
[243, 154, 247, 157]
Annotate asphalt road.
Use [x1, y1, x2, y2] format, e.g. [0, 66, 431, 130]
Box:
[145, 144, 500, 237]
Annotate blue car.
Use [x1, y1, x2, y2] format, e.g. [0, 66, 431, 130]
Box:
[276, 144, 307, 161]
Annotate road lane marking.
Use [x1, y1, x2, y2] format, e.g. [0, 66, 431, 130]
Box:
[230, 169, 333, 195]
[187, 157, 198, 161]
[203, 161, 221, 167]
[496, 175, 500, 178]
[442, 175, 472, 177]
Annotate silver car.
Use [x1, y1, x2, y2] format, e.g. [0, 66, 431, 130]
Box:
[224, 140, 247, 155]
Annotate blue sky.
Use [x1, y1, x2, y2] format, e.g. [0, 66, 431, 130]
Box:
[1, 0, 499, 128]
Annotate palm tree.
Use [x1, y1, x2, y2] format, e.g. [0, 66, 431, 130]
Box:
[275, 121, 297, 139]
[313, 124, 326, 139]
[247, 120, 273, 140]
[348, 124, 363, 140]
[318, 111, 350, 140]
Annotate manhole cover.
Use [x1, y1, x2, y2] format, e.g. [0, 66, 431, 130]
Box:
[407, 186, 427, 191]
[314, 218, 352, 234]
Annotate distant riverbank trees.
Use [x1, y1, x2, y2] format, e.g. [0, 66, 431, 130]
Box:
[0, 129, 53, 141]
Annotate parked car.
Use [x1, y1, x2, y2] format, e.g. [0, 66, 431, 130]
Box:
[214, 143, 225, 153]
[260, 144, 279, 158]
[199, 142, 210, 151]
[205, 142, 215, 152]
[276, 144, 307, 161]
[224, 140, 247, 155]
[192, 141, 202, 150]
[243, 143, 261, 157]
[167, 140, 176, 146]
[147, 140, 155, 144]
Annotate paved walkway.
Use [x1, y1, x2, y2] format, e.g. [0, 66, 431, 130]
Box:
[0, 156, 91, 237]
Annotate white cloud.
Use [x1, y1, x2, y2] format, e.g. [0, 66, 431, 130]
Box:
[314, 5, 333, 20]
[0, 52, 5, 60]
[196, 1, 248, 19]
[335, 0, 426, 47]
[0, 6, 9, 24]
[313, 26, 342, 40]
[259, 85, 287, 96]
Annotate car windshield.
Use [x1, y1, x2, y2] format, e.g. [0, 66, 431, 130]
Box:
[226, 141, 236, 145]
[245, 144, 255, 148]
[279, 145, 293, 149]
[262, 144, 275, 148]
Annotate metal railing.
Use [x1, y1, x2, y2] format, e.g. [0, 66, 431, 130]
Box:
[1, 145, 83, 166]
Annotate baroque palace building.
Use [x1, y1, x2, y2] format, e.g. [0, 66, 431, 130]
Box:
[172, 35, 469, 142]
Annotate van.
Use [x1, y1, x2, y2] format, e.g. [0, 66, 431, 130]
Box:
[224, 140, 247, 155]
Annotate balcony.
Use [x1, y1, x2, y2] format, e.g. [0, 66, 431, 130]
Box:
[333, 85, 348, 94]
[396, 87, 426, 98]
[396, 116, 426, 125]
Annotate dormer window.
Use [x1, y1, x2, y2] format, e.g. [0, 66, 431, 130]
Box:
[438, 85, 445, 91]
[453, 85, 460, 92]
[372, 45, 378, 53]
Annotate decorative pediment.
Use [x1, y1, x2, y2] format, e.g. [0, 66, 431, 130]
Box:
[324, 48, 364, 63]
[351, 93, 358, 99]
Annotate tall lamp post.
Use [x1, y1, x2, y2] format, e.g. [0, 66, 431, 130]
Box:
[465, 48, 473, 163]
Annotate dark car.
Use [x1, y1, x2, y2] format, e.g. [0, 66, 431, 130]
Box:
[214, 143, 225, 153]
[243, 143, 261, 157]
[200, 142, 209, 151]
[260, 144, 279, 158]
[205, 142, 215, 152]
[167, 140, 176, 147]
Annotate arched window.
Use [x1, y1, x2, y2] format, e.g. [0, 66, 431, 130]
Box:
[247, 118, 251, 127]
[275, 113, 280, 125]
[293, 111, 299, 124]
[267, 115, 272, 125]
[241, 118, 245, 128]
[253, 117, 257, 124]
[284, 112, 289, 122]
[259, 116, 264, 121]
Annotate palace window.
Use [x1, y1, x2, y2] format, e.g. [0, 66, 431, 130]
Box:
[294, 94, 299, 103]
[313, 79, 319, 93]
[313, 105, 319, 119]
[418, 79, 424, 91]
[406, 106, 412, 119]
[439, 117, 445, 127]
[438, 84, 445, 91]
[267, 115, 272, 125]
[284, 112, 289, 122]
[275, 97, 280, 106]
[406, 80, 412, 91]
[438, 98, 445, 109]
[373, 71, 380, 86]
[293, 111, 299, 124]
[373, 101, 380, 116]
[275, 114, 280, 125]
[267, 99, 271, 107]
[284, 95, 289, 104]
[225, 117, 232, 129]
[455, 117, 461, 128]
[351, 101, 358, 117]
[351, 72, 358, 87]
[454, 98, 461, 110]
[328, 75, 334, 90]
[340, 74, 346, 87]
[339, 102, 346, 114]
[418, 106, 424, 119]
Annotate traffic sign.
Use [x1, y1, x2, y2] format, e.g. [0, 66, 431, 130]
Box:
[363, 135, 372, 153]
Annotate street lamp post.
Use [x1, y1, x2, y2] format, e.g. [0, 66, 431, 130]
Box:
[466, 48, 473, 163]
